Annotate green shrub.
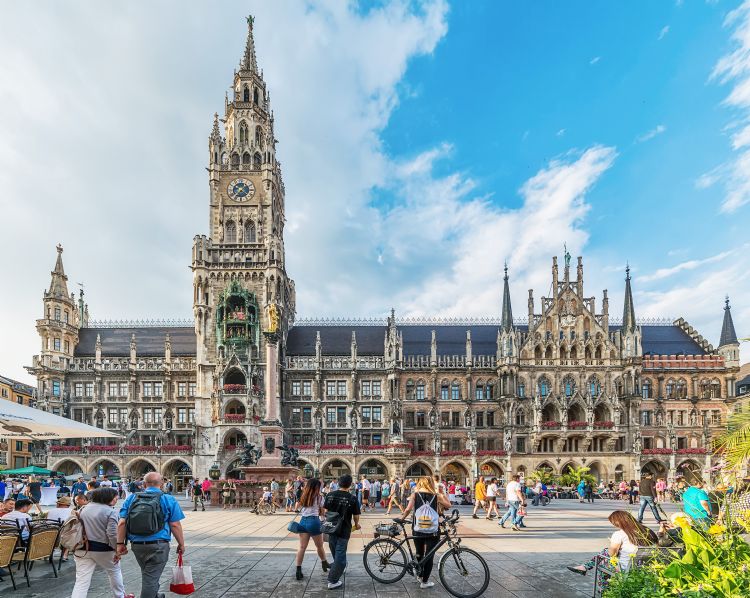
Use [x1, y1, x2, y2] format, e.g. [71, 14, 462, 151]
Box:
[602, 566, 666, 598]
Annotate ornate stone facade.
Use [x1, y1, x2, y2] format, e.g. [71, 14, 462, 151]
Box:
[26, 18, 742, 488]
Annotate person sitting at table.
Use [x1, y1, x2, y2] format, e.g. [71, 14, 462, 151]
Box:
[566, 510, 657, 575]
[0, 498, 15, 517]
[46, 496, 73, 522]
[1, 499, 34, 542]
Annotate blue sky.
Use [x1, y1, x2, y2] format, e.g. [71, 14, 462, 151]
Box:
[0, 0, 748, 382]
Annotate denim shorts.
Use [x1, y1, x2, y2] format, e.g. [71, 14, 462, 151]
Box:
[298, 515, 322, 536]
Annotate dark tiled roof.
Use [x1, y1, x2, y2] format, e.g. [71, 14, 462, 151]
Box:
[287, 323, 707, 357]
[75, 327, 196, 357]
[737, 375, 750, 394]
[640, 325, 706, 356]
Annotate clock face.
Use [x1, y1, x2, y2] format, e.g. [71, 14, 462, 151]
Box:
[227, 178, 255, 201]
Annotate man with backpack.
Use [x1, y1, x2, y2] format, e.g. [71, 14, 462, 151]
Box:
[116, 472, 185, 598]
[323, 474, 361, 590]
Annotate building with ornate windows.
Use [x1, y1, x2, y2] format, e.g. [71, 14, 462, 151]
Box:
[27, 17, 743, 488]
[0, 374, 35, 468]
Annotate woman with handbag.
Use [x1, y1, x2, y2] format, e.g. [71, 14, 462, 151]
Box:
[399, 477, 451, 589]
[71, 487, 126, 598]
[221, 480, 236, 510]
[292, 478, 329, 581]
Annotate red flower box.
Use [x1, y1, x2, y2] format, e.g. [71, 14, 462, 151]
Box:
[541, 421, 561, 429]
[162, 444, 191, 453]
[51, 445, 82, 452]
[223, 384, 246, 394]
[125, 445, 157, 453]
[676, 448, 707, 454]
[412, 450, 435, 456]
[594, 421, 614, 429]
[642, 448, 673, 455]
[224, 414, 246, 423]
[441, 450, 471, 457]
[568, 420, 587, 429]
[90, 445, 118, 452]
[476, 450, 507, 457]
[290, 445, 313, 450]
[320, 444, 352, 450]
[361, 445, 387, 450]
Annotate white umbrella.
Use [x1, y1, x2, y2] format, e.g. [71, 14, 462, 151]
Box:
[0, 400, 120, 440]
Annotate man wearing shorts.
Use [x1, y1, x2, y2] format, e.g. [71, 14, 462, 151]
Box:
[361, 476, 371, 511]
[485, 477, 499, 519]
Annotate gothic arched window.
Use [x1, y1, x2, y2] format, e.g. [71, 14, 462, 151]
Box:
[253, 87, 259, 104]
[242, 152, 251, 165]
[225, 220, 236, 243]
[588, 375, 601, 397]
[538, 376, 550, 398]
[243, 85, 250, 102]
[563, 375, 576, 397]
[515, 408, 526, 426]
[451, 381, 460, 401]
[254, 152, 262, 169]
[244, 221, 256, 243]
[231, 153, 240, 167]
[239, 122, 248, 145]
[255, 125, 262, 148]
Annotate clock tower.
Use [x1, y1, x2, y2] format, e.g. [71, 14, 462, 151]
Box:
[192, 16, 296, 476]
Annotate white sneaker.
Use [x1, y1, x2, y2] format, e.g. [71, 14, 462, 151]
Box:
[420, 581, 435, 589]
[327, 580, 343, 589]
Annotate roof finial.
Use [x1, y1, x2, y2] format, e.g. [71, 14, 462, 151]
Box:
[503, 260, 508, 279]
[241, 15, 258, 73]
[626, 261, 630, 279]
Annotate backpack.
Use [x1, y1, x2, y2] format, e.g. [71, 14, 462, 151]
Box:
[321, 494, 348, 536]
[414, 493, 439, 535]
[59, 508, 87, 552]
[126, 491, 165, 537]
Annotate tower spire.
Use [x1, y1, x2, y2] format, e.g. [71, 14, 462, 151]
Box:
[622, 264, 636, 333]
[210, 112, 221, 141]
[48, 244, 70, 298]
[241, 15, 258, 73]
[501, 262, 514, 331]
[719, 296, 738, 347]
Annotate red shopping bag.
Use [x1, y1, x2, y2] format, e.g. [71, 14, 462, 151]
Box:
[170, 553, 195, 595]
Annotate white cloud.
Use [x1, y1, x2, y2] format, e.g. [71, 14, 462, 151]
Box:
[706, 0, 750, 212]
[658, 25, 671, 40]
[556, 128, 566, 137]
[590, 56, 601, 65]
[636, 124, 667, 143]
[638, 250, 735, 282]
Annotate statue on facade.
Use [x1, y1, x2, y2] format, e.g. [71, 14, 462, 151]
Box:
[656, 410, 663, 427]
[632, 431, 642, 454]
[278, 444, 299, 467]
[433, 430, 441, 455]
[670, 433, 677, 452]
[503, 429, 512, 453]
[614, 408, 622, 426]
[391, 417, 401, 436]
[562, 407, 569, 427]
[239, 443, 262, 466]
[467, 432, 477, 454]
[429, 407, 437, 429]
[314, 428, 321, 453]
[464, 408, 472, 428]
[350, 409, 358, 429]
[690, 410, 698, 427]
[586, 405, 594, 426]
[266, 303, 280, 334]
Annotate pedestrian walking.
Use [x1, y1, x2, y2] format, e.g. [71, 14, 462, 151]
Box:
[628, 479, 638, 505]
[637, 472, 663, 523]
[116, 472, 186, 598]
[584, 481, 594, 504]
[386, 478, 403, 514]
[192, 478, 205, 512]
[221, 479, 237, 509]
[499, 474, 524, 531]
[293, 478, 329, 581]
[71, 488, 125, 598]
[472, 477, 487, 519]
[323, 474, 361, 590]
[577, 479, 585, 503]
[655, 477, 667, 503]
[270, 478, 281, 508]
[285, 479, 294, 511]
[485, 477, 499, 519]
[201, 478, 212, 502]
[361, 476, 371, 511]
[399, 477, 451, 589]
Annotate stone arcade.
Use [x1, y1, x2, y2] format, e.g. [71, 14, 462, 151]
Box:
[27, 17, 741, 489]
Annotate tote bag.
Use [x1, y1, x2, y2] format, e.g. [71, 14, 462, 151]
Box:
[170, 553, 195, 595]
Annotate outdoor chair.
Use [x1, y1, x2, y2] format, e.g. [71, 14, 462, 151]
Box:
[11, 520, 61, 587]
[592, 546, 683, 598]
[0, 528, 20, 590]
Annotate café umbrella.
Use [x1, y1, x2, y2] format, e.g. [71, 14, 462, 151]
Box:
[0, 400, 120, 440]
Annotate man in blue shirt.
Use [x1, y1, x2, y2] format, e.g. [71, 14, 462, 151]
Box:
[71, 477, 87, 496]
[682, 479, 712, 525]
[116, 472, 185, 598]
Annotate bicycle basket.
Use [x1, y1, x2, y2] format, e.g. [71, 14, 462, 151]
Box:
[374, 523, 400, 537]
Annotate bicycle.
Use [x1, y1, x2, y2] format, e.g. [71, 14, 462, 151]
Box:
[247, 491, 277, 515]
[363, 509, 490, 598]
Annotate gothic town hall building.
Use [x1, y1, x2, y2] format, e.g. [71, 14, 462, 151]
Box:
[28, 19, 742, 490]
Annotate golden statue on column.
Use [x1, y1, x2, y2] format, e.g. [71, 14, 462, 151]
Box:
[267, 303, 280, 334]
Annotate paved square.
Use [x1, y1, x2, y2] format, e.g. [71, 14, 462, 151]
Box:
[0, 497, 680, 598]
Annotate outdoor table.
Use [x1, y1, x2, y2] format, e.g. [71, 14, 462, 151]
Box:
[40, 487, 58, 506]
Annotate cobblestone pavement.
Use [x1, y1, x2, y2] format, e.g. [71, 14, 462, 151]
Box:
[0, 496, 678, 597]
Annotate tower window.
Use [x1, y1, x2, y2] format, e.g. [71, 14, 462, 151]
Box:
[253, 87, 259, 105]
[239, 122, 248, 145]
[244, 221, 256, 243]
[255, 125, 263, 148]
[54, 307, 61, 321]
[242, 152, 251, 165]
[53, 338, 61, 351]
[225, 221, 237, 243]
[231, 154, 240, 168]
[254, 152, 262, 169]
[243, 85, 249, 102]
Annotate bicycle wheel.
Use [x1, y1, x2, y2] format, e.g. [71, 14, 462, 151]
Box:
[541, 495, 550, 506]
[438, 546, 490, 598]
[363, 538, 408, 584]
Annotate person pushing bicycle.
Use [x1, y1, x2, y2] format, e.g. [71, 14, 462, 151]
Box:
[397, 476, 451, 589]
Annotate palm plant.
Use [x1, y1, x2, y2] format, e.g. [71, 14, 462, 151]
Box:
[714, 409, 750, 475]
[558, 465, 595, 486]
[528, 467, 555, 484]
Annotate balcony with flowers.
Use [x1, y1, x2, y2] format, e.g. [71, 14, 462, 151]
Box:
[161, 444, 192, 454]
[50, 445, 83, 453]
[642, 448, 673, 455]
[476, 449, 507, 457]
[676, 448, 707, 455]
[320, 444, 352, 453]
[411, 450, 435, 457]
[541, 421, 561, 430]
[593, 421, 615, 429]
[124, 444, 158, 454]
[223, 384, 246, 395]
[441, 450, 471, 457]
[89, 444, 119, 454]
[567, 420, 587, 430]
[224, 413, 247, 424]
